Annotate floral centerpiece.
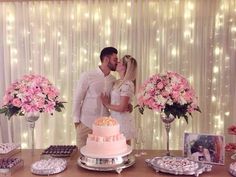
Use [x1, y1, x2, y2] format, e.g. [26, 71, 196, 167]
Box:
[225, 125, 236, 152]
[136, 71, 201, 123]
[0, 74, 65, 119]
[136, 71, 201, 156]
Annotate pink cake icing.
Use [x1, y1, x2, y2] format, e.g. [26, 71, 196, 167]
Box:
[82, 117, 129, 157]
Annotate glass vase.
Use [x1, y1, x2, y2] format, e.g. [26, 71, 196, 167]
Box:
[161, 114, 175, 156]
[25, 112, 39, 153]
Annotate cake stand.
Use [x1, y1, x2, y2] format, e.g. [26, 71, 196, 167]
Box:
[78, 145, 135, 174]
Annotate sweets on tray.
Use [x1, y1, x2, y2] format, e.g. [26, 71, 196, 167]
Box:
[41, 145, 77, 157]
[0, 157, 24, 175]
[155, 156, 199, 172]
[0, 158, 22, 169]
[31, 158, 67, 175]
[0, 143, 20, 154]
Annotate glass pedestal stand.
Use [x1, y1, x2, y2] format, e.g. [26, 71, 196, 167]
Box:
[25, 113, 39, 154]
[161, 115, 175, 156]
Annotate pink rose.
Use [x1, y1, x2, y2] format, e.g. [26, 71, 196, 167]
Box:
[48, 91, 57, 100]
[22, 104, 39, 113]
[12, 98, 22, 107]
[44, 101, 56, 113]
[157, 82, 164, 89]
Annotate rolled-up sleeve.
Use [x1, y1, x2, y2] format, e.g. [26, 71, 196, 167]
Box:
[72, 73, 89, 123]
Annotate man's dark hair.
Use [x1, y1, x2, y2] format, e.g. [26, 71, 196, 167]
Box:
[100, 47, 118, 62]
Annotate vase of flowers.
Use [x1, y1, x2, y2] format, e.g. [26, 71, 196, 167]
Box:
[0, 74, 65, 150]
[136, 71, 201, 156]
[225, 125, 236, 159]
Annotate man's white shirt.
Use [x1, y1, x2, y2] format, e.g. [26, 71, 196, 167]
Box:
[72, 67, 116, 128]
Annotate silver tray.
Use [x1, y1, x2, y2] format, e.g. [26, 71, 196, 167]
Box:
[77, 153, 135, 174]
[31, 158, 67, 175]
[231, 153, 236, 160]
[229, 162, 236, 176]
[146, 156, 212, 177]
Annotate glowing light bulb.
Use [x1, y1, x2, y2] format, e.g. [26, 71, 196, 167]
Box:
[214, 47, 220, 55]
[225, 112, 230, 116]
[187, 2, 194, 10]
[171, 48, 177, 56]
[84, 12, 89, 18]
[127, 2, 131, 6]
[211, 96, 216, 102]
[7, 14, 15, 22]
[126, 18, 131, 24]
[231, 26, 236, 32]
[213, 66, 219, 73]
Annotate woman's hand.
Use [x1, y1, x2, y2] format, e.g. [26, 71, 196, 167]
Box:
[100, 93, 110, 107]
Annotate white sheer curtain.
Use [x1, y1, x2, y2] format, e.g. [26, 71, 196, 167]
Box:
[0, 0, 235, 149]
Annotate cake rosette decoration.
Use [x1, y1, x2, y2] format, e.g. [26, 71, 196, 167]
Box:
[0, 74, 65, 119]
[94, 117, 118, 126]
[135, 71, 201, 123]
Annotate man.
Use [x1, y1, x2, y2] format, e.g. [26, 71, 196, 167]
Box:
[191, 142, 211, 162]
[72, 47, 118, 148]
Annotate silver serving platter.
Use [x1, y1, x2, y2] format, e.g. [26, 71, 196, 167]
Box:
[31, 158, 67, 175]
[231, 153, 236, 160]
[146, 156, 212, 177]
[229, 162, 236, 176]
[78, 153, 135, 174]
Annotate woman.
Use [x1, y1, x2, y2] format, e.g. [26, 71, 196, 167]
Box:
[101, 55, 137, 145]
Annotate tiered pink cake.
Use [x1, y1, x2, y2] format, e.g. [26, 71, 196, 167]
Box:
[81, 117, 129, 157]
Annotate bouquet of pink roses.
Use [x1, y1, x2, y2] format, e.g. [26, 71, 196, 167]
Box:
[225, 125, 236, 151]
[0, 74, 65, 119]
[136, 71, 201, 123]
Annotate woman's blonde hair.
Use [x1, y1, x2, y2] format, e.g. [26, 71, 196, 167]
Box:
[116, 55, 137, 90]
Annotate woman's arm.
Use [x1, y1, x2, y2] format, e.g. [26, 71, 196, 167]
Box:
[101, 93, 130, 112]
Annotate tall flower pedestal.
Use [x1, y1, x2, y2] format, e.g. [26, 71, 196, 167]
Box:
[25, 113, 39, 154]
[161, 114, 175, 156]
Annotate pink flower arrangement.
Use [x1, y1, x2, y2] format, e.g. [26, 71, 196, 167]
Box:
[136, 71, 201, 123]
[225, 125, 236, 151]
[0, 74, 65, 119]
[228, 125, 236, 135]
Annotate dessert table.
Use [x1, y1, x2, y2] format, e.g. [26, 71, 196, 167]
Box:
[10, 149, 234, 177]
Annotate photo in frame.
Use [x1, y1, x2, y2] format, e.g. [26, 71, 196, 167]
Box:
[183, 132, 225, 165]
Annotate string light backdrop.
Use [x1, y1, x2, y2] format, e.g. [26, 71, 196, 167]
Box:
[0, 0, 235, 150]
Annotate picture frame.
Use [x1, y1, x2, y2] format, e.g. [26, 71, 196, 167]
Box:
[183, 132, 225, 165]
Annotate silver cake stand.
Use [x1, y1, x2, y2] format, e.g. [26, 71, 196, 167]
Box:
[77, 146, 135, 174]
